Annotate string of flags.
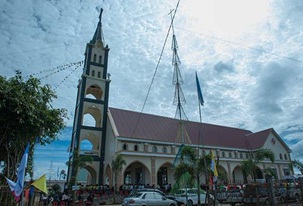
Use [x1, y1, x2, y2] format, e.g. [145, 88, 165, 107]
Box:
[26, 61, 84, 80]
[54, 62, 83, 90]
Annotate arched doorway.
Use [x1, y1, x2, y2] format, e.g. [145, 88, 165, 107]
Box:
[255, 167, 263, 179]
[123, 161, 151, 186]
[77, 165, 97, 185]
[232, 165, 244, 184]
[217, 164, 228, 184]
[157, 162, 174, 189]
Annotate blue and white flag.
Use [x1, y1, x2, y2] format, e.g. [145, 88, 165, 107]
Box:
[5, 142, 30, 202]
[172, 144, 184, 168]
[195, 72, 204, 106]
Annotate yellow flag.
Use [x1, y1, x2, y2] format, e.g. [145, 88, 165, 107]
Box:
[31, 174, 48, 194]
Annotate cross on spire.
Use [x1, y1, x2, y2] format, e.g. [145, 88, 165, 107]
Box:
[99, 8, 103, 22]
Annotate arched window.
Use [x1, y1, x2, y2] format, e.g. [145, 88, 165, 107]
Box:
[234, 151, 238, 158]
[239, 152, 243, 159]
[216, 150, 220, 157]
[222, 151, 225, 158]
[97, 72, 101, 78]
[152, 146, 158, 153]
[162, 147, 167, 153]
[122, 144, 127, 151]
[284, 154, 288, 160]
[229, 152, 232, 158]
[93, 54, 97, 62]
[283, 167, 291, 176]
[92, 70, 95, 77]
[99, 55, 102, 64]
[279, 153, 283, 160]
[134, 145, 138, 151]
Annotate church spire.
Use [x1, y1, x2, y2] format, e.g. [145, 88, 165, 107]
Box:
[90, 8, 105, 45]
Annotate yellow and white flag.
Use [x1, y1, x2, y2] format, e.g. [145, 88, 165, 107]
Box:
[211, 150, 218, 182]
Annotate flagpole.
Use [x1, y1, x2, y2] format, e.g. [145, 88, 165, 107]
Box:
[198, 108, 210, 205]
[198, 98, 202, 123]
[195, 72, 211, 205]
[20, 190, 24, 206]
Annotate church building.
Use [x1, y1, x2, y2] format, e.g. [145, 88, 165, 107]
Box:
[67, 9, 293, 189]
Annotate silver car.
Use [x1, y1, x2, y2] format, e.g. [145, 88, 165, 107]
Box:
[122, 191, 178, 206]
[174, 188, 214, 206]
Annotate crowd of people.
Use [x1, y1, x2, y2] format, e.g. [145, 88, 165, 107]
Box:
[42, 183, 174, 205]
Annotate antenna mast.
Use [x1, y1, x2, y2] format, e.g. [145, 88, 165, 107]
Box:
[170, 11, 190, 144]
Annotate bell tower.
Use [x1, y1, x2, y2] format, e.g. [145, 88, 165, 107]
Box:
[67, 8, 110, 185]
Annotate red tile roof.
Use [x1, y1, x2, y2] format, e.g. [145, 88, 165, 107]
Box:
[109, 107, 274, 150]
[245, 129, 272, 149]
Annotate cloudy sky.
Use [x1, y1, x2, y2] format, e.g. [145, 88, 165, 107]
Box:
[1, 0, 303, 179]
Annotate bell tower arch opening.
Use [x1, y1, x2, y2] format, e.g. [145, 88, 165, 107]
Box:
[86, 84, 103, 100]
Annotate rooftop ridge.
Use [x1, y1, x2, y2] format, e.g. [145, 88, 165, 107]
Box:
[109, 107, 253, 133]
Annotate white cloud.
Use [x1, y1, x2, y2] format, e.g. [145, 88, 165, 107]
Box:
[1, 0, 303, 178]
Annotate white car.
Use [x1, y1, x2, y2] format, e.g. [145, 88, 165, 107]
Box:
[122, 191, 178, 206]
[174, 188, 214, 206]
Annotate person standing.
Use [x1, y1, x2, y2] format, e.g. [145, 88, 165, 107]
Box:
[62, 192, 71, 206]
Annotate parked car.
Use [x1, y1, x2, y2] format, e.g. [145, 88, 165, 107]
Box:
[129, 188, 183, 206]
[129, 188, 165, 196]
[122, 191, 178, 206]
[285, 186, 301, 202]
[174, 188, 213, 206]
[165, 194, 185, 206]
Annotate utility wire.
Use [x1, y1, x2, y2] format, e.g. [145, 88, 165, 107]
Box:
[177, 27, 303, 64]
[131, 0, 181, 137]
[0, 31, 150, 57]
[2, 26, 301, 64]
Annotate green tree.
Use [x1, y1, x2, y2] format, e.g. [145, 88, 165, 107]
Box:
[111, 154, 126, 203]
[51, 184, 61, 195]
[67, 150, 93, 188]
[241, 148, 275, 183]
[173, 145, 211, 206]
[0, 72, 67, 205]
[60, 169, 66, 180]
[290, 159, 303, 174]
[66, 150, 93, 204]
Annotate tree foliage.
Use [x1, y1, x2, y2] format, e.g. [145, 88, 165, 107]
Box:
[0, 71, 67, 204]
[60, 169, 67, 180]
[290, 159, 303, 174]
[173, 145, 212, 206]
[66, 150, 93, 205]
[111, 154, 126, 203]
[241, 148, 275, 183]
[112, 154, 126, 175]
[0, 72, 67, 175]
[66, 150, 93, 188]
[255, 148, 275, 163]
